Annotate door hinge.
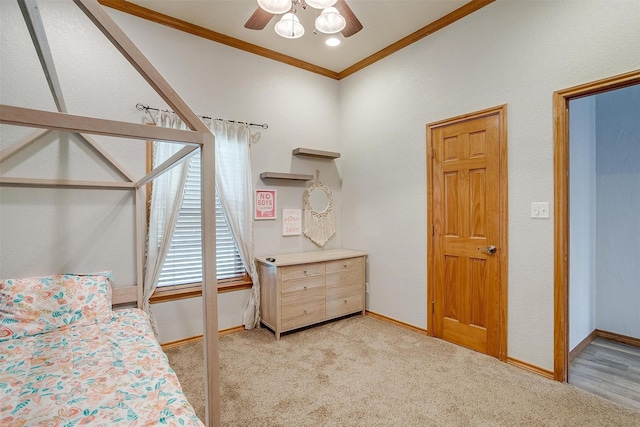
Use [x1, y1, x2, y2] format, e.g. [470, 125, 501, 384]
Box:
[431, 147, 435, 159]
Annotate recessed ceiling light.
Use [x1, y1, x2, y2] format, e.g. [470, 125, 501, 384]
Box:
[325, 37, 341, 47]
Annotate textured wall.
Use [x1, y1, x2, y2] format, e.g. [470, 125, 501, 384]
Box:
[108, 9, 346, 259]
[568, 96, 597, 350]
[0, 1, 343, 343]
[339, 0, 640, 369]
[595, 85, 640, 338]
[0, 0, 152, 284]
[108, 9, 345, 342]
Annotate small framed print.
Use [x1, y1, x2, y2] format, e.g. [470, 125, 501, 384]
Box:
[255, 189, 277, 220]
[282, 209, 302, 236]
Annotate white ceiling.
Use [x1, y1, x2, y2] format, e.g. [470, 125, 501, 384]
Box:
[126, 0, 469, 73]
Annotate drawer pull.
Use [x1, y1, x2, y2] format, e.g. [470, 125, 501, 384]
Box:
[344, 300, 348, 304]
[344, 264, 348, 269]
[304, 286, 307, 290]
[304, 270, 307, 275]
[303, 309, 308, 314]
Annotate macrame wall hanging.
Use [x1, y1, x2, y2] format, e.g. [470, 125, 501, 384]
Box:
[303, 171, 335, 247]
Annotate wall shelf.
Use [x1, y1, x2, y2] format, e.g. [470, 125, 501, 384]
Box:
[292, 147, 341, 159]
[260, 172, 314, 181]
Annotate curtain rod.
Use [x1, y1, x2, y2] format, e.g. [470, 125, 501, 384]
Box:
[136, 103, 268, 129]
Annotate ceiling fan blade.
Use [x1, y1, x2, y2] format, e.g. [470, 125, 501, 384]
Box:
[244, 6, 274, 30]
[335, 0, 363, 37]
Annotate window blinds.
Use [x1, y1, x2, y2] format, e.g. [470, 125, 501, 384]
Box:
[157, 150, 245, 287]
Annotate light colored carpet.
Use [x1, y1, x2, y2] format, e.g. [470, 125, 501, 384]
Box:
[165, 315, 640, 426]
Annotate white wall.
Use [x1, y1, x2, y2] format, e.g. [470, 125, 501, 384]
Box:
[0, 0, 152, 284]
[339, 0, 640, 369]
[150, 290, 249, 341]
[108, 9, 346, 260]
[1, 1, 344, 343]
[109, 10, 346, 343]
[569, 96, 596, 350]
[568, 96, 597, 351]
[595, 85, 640, 339]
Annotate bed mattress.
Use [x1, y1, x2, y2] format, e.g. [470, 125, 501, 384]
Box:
[0, 308, 204, 426]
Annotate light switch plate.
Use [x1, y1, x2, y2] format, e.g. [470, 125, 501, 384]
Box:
[531, 202, 550, 218]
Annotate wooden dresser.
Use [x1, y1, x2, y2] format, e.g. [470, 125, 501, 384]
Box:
[256, 249, 367, 340]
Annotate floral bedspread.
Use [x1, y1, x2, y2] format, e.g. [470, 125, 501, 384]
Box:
[0, 309, 204, 426]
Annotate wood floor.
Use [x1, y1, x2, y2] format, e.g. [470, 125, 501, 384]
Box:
[570, 337, 640, 411]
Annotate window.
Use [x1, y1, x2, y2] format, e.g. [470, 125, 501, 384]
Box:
[153, 149, 249, 298]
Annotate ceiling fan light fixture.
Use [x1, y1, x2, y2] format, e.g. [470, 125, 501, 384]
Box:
[305, 0, 337, 9]
[275, 12, 305, 39]
[325, 37, 341, 47]
[314, 7, 346, 34]
[257, 0, 291, 15]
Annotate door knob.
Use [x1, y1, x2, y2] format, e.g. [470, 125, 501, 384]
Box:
[478, 245, 497, 255]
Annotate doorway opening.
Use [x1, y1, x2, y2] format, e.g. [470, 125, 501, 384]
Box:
[553, 70, 640, 400]
[564, 82, 640, 410]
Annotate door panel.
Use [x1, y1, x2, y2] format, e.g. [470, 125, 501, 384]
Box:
[431, 111, 503, 357]
[444, 172, 459, 235]
[470, 169, 486, 237]
[444, 256, 459, 320]
[470, 258, 487, 328]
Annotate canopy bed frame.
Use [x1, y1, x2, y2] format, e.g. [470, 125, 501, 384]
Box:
[0, 0, 219, 425]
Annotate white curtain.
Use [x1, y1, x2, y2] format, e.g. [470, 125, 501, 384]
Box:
[143, 111, 190, 335]
[207, 119, 260, 329]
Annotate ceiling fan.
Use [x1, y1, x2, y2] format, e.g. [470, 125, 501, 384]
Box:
[244, 0, 363, 39]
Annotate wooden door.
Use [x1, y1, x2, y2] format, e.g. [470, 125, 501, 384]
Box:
[428, 106, 506, 359]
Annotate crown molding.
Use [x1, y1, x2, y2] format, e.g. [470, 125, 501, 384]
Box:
[98, 0, 494, 80]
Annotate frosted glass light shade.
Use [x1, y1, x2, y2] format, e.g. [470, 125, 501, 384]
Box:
[314, 7, 346, 34]
[305, 0, 337, 9]
[325, 37, 341, 47]
[257, 0, 291, 14]
[275, 13, 305, 39]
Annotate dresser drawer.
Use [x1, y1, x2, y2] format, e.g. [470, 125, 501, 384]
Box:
[326, 269, 363, 289]
[281, 289, 326, 330]
[281, 262, 325, 281]
[281, 275, 325, 295]
[326, 257, 363, 274]
[326, 284, 363, 318]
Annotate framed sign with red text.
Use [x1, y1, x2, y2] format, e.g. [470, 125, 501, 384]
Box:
[255, 189, 277, 220]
